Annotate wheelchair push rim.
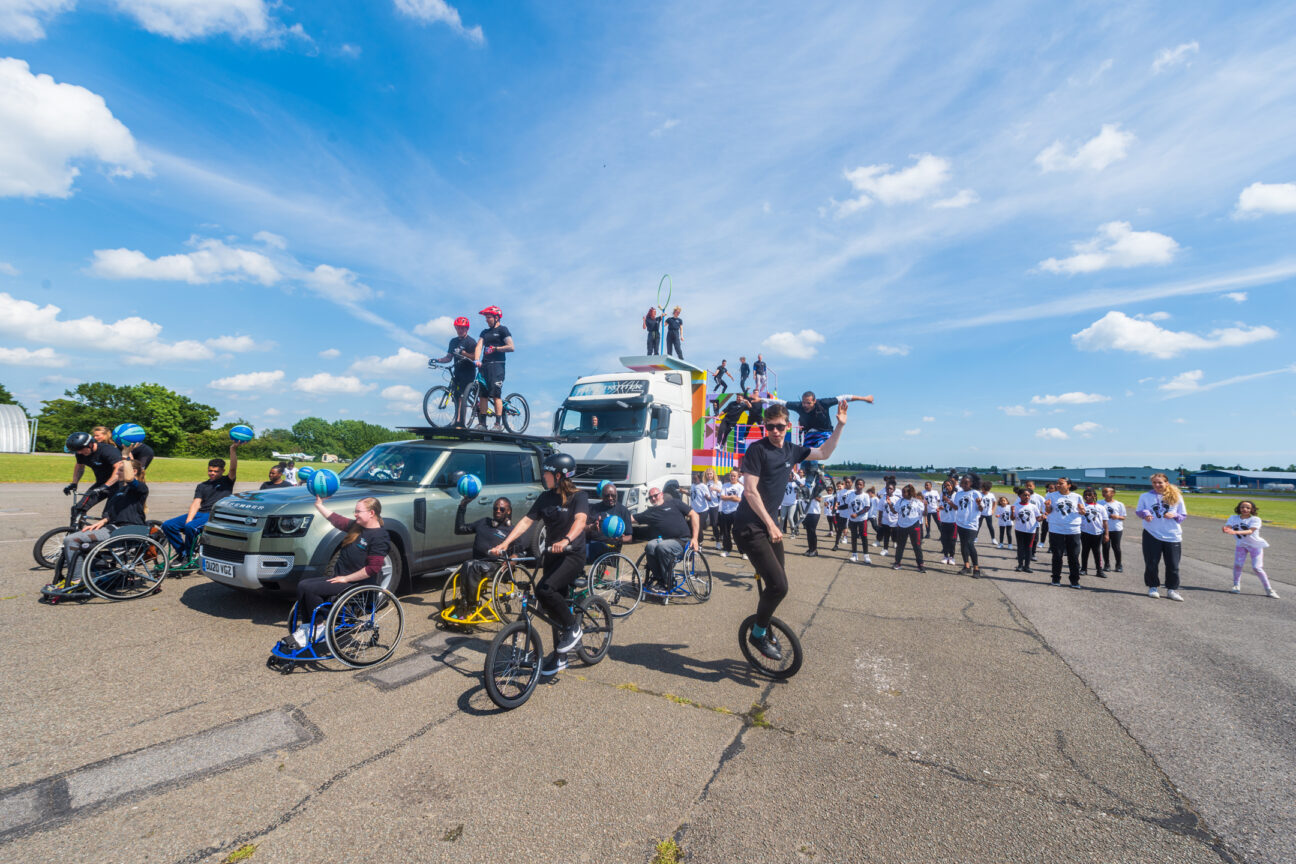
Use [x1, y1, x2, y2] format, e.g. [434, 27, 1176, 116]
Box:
[327, 584, 405, 669]
[83, 534, 170, 601]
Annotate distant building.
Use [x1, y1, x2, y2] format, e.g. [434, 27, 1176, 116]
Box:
[0, 404, 34, 453]
[1006, 467, 1174, 489]
[1188, 469, 1296, 490]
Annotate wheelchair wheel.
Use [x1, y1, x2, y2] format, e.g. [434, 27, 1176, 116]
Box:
[502, 393, 530, 434]
[575, 596, 613, 666]
[440, 567, 462, 616]
[83, 535, 170, 601]
[326, 585, 404, 669]
[484, 620, 542, 710]
[738, 614, 803, 679]
[33, 527, 70, 569]
[588, 552, 641, 618]
[487, 562, 522, 624]
[422, 385, 456, 427]
[683, 548, 713, 601]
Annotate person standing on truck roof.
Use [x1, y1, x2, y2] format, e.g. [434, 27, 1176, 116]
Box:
[738, 356, 750, 394]
[751, 355, 768, 395]
[434, 316, 478, 427]
[644, 307, 661, 355]
[664, 306, 684, 359]
[713, 360, 731, 394]
[472, 306, 513, 431]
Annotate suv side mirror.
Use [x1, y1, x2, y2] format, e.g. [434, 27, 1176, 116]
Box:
[651, 405, 670, 439]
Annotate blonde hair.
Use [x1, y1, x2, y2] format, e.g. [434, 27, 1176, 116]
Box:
[1150, 473, 1180, 507]
[704, 467, 717, 483]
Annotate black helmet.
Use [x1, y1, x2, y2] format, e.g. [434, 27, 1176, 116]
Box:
[65, 431, 92, 452]
[541, 452, 577, 479]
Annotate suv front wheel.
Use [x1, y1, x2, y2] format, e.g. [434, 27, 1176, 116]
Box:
[326, 544, 405, 595]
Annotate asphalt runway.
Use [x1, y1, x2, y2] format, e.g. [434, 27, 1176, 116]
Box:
[0, 482, 1290, 863]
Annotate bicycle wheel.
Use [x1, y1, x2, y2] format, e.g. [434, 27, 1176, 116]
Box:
[484, 620, 542, 709]
[461, 381, 482, 426]
[588, 552, 642, 618]
[683, 548, 713, 601]
[33, 527, 70, 569]
[83, 535, 170, 601]
[502, 393, 530, 433]
[487, 562, 522, 624]
[574, 596, 613, 665]
[738, 614, 803, 679]
[327, 585, 405, 669]
[422, 385, 456, 427]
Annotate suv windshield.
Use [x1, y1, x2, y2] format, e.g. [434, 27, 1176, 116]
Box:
[556, 404, 647, 441]
[340, 443, 446, 486]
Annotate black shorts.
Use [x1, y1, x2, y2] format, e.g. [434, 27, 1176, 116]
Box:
[481, 362, 505, 399]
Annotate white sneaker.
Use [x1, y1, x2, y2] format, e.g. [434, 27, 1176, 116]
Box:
[850, 554, 858, 563]
[715, 543, 723, 551]
[1267, 589, 1280, 599]
[1147, 588, 1160, 599]
[871, 541, 878, 547]
[720, 551, 728, 558]
[312, 623, 328, 643]
[863, 555, 872, 564]
[1230, 584, 1241, 594]
[741, 553, 747, 560]
[994, 543, 1002, 549]
[1167, 590, 1184, 602]
[291, 626, 309, 647]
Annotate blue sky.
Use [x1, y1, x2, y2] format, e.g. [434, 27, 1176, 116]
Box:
[1, 0, 1294, 468]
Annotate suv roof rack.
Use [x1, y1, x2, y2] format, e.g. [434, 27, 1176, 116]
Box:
[398, 426, 557, 448]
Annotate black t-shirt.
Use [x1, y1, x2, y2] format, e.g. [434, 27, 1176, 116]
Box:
[456, 499, 513, 559]
[335, 524, 391, 576]
[633, 498, 692, 543]
[720, 400, 748, 421]
[447, 335, 477, 376]
[127, 443, 155, 470]
[788, 397, 840, 433]
[526, 489, 589, 554]
[665, 316, 683, 334]
[259, 479, 290, 490]
[193, 475, 235, 513]
[736, 437, 811, 524]
[77, 442, 122, 486]
[104, 479, 149, 526]
[752, 360, 767, 375]
[590, 501, 633, 544]
[479, 325, 512, 365]
[740, 361, 750, 377]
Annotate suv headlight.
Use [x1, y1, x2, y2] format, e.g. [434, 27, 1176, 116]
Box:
[625, 487, 639, 507]
[266, 515, 313, 537]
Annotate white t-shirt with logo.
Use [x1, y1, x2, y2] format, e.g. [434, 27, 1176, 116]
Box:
[1135, 492, 1187, 543]
[690, 483, 712, 513]
[1225, 515, 1267, 549]
[848, 491, 871, 523]
[881, 493, 901, 527]
[1013, 503, 1040, 533]
[1081, 503, 1108, 536]
[1103, 499, 1126, 532]
[896, 497, 925, 528]
[938, 492, 958, 524]
[835, 488, 853, 517]
[1047, 492, 1084, 535]
[953, 489, 982, 529]
[922, 489, 941, 513]
[708, 481, 723, 510]
[719, 481, 743, 515]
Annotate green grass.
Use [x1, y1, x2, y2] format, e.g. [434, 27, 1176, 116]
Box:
[650, 839, 681, 864]
[0, 452, 337, 484]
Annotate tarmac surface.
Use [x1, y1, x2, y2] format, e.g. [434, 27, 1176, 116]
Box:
[0, 482, 1291, 864]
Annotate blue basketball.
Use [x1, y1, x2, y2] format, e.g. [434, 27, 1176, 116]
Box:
[229, 424, 255, 442]
[600, 514, 626, 539]
[597, 480, 613, 496]
[297, 466, 317, 486]
[112, 423, 130, 442]
[457, 473, 483, 498]
[308, 468, 340, 498]
[118, 423, 146, 445]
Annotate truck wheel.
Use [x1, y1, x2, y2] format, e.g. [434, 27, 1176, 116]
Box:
[326, 543, 406, 595]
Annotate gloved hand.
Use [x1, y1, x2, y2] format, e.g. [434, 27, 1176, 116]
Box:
[63, 483, 78, 496]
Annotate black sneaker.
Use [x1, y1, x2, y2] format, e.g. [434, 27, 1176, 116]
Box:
[555, 624, 583, 653]
[540, 652, 567, 676]
[748, 629, 783, 661]
[804, 550, 818, 557]
[1115, 565, 1123, 573]
[1095, 570, 1107, 578]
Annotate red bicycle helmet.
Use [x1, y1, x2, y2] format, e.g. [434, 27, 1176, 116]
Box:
[479, 305, 503, 318]
[453, 316, 470, 328]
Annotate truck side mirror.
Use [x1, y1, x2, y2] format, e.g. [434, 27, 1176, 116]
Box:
[651, 405, 670, 439]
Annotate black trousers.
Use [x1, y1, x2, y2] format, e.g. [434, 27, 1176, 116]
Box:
[1080, 533, 1104, 573]
[718, 511, 736, 553]
[1142, 534, 1181, 590]
[459, 558, 496, 608]
[877, 523, 892, 549]
[665, 332, 683, 358]
[998, 524, 1012, 543]
[849, 520, 867, 553]
[981, 516, 996, 540]
[715, 379, 728, 393]
[938, 521, 957, 557]
[735, 520, 787, 628]
[1015, 530, 1034, 569]
[1102, 531, 1123, 569]
[1051, 533, 1081, 585]
[296, 575, 377, 628]
[833, 516, 848, 545]
[803, 514, 820, 552]
[536, 550, 583, 631]
[646, 329, 659, 355]
[925, 511, 937, 533]
[957, 526, 979, 566]
[893, 524, 923, 567]
[708, 508, 721, 541]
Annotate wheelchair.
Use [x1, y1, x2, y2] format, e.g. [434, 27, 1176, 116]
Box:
[267, 583, 405, 673]
[586, 547, 643, 619]
[439, 557, 528, 628]
[40, 525, 171, 604]
[633, 542, 712, 605]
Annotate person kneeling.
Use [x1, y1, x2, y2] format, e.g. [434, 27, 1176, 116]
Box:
[632, 486, 699, 590]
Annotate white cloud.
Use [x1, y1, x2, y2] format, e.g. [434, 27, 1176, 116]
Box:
[263, 407, 281, 416]
[1031, 392, 1110, 406]
[932, 188, 978, 209]
[1039, 221, 1178, 274]
[1159, 370, 1204, 394]
[0, 262, 17, 276]
[0, 57, 151, 198]
[1172, 417, 1186, 424]
[903, 428, 920, 436]
[0, 0, 73, 40]
[1035, 124, 1135, 173]
[1159, 365, 1296, 399]
[1223, 291, 1247, 303]
[1234, 182, 1296, 217]
[0, 345, 67, 367]
[90, 237, 281, 285]
[292, 373, 374, 395]
[1072, 421, 1101, 437]
[380, 383, 423, 412]
[349, 346, 428, 377]
[206, 334, 267, 352]
[392, 0, 483, 43]
[112, 0, 297, 42]
[318, 348, 340, 359]
[339, 43, 361, 58]
[998, 405, 1036, 416]
[1152, 41, 1199, 74]
[1071, 310, 1277, 358]
[1136, 311, 1171, 321]
[303, 264, 372, 303]
[872, 344, 910, 356]
[835, 154, 950, 215]
[253, 230, 287, 249]
[1035, 427, 1069, 440]
[762, 328, 826, 359]
[413, 315, 456, 339]
[208, 370, 284, 391]
[650, 118, 680, 138]
[922, 416, 935, 422]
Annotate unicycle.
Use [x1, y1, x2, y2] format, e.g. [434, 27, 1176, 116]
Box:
[738, 614, 802, 679]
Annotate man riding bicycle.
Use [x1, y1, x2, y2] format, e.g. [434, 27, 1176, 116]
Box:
[432, 316, 477, 427]
[472, 306, 514, 431]
[64, 429, 123, 517]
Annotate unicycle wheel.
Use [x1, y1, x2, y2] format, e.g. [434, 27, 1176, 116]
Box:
[738, 614, 802, 679]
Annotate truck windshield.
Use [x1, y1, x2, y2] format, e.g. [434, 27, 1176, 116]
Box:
[340, 443, 445, 486]
[556, 405, 647, 441]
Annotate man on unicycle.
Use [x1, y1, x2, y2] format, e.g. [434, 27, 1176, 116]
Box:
[734, 400, 849, 661]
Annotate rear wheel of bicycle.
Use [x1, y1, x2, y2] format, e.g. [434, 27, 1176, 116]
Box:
[422, 385, 457, 427]
[683, 548, 713, 601]
[588, 552, 641, 618]
[502, 393, 530, 434]
[83, 535, 170, 601]
[484, 620, 542, 709]
[327, 585, 405, 669]
[738, 614, 803, 679]
[34, 527, 70, 569]
[574, 596, 613, 665]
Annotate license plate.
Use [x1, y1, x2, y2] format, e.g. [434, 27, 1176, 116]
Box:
[202, 558, 235, 579]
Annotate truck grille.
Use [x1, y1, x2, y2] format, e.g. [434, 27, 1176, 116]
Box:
[575, 462, 628, 481]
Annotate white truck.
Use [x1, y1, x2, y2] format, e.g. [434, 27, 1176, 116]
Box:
[552, 355, 713, 512]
